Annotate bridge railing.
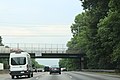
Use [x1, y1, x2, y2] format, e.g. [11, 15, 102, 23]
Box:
[18, 48, 66, 53]
[1, 43, 67, 54]
[40, 48, 66, 53]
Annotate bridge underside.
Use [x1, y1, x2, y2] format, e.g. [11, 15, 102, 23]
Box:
[0, 53, 83, 58]
[34, 53, 83, 58]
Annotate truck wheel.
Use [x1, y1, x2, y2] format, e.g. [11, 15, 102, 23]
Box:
[11, 75, 14, 79]
[16, 75, 19, 78]
[28, 74, 31, 78]
[31, 73, 33, 77]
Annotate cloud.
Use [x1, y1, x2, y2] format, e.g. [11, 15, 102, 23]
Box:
[0, 27, 31, 36]
[0, 25, 72, 37]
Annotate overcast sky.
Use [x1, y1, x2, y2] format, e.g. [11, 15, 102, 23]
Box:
[0, 0, 83, 66]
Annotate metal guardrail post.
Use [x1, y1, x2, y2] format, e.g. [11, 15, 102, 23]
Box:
[51, 44, 52, 53]
[45, 44, 46, 53]
[57, 44, 58, 53]
[17, 43, 19, 50]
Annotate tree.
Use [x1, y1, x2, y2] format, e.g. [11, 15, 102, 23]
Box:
[31, 59, 44, 68]
[97, 0, 120, 70]
[78, 0, 110, 69]
[59, 58, 81, 71]
[65, 0, 111, 69]
[0, 36, 4, 46]
[0, 36, 6, 69]
[58, 0, 120, 71]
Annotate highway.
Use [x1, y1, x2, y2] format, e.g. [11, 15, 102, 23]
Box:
[0, 71, 120, 80]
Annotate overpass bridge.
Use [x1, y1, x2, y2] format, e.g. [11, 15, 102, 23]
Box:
[0, 43, 84, 59]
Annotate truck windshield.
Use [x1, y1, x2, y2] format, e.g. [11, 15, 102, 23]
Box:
[11, 57, 26, 65]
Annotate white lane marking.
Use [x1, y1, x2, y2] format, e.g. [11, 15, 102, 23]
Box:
[65, 73, 73, 79]
[36, 77, 39, 79]
[69, 75, 72, 78]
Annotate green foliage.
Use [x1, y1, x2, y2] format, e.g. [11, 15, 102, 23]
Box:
[0, 36, 7, 69]
[0, 59, 9, 69]
[61, 0, 120, 71]
[97, 0, 120, 70]
[31, 59, 44, 68]
[62, 13, 89, 70]
[68, 13, 89, 54]
[0, 36, 4, 46]
[59, 58, 81, 71]
[0, 36, 2, 43]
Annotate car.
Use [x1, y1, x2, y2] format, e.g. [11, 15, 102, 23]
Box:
[33, 67, 37, 72]
[37, 69, 43, 72]
[44, 66, 50, 72]
[61, 68, 67, 71]
[49, 66, 61, 74]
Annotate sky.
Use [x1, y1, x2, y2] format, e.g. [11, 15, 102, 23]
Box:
[0, 0, 83, 66]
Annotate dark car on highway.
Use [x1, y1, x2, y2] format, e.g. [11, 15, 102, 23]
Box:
[49, 66, 61, 74]
[44, 66, 50, 72]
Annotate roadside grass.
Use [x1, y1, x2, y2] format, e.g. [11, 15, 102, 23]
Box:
[92, 71, 120, 76]
[0, 70, 9, 74]
[82, 69, 120, 76]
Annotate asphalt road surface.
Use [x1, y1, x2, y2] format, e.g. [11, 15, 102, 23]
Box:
[0, 71, 120, 80]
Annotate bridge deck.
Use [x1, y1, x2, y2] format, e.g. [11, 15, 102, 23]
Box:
[0, 52, 84, 58]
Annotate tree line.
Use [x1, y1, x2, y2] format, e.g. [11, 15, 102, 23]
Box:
[59, 0, 120, 72]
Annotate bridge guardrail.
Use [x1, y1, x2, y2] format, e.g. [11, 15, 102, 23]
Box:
[0, 46, 10, 53]
[1, 43, 67, 54]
